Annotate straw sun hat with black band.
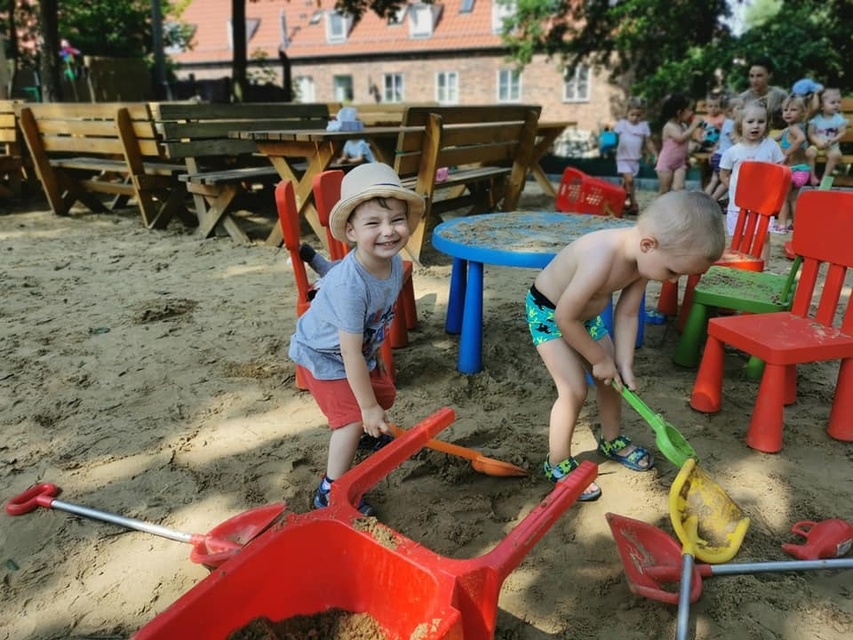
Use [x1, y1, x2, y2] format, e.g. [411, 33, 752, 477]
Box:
[328, 163, 425, 242]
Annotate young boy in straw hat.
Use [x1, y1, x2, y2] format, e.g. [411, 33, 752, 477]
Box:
[289, 162, 424, 516]
[527, 191, 725, 500]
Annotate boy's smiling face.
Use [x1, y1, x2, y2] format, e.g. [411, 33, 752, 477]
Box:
[346, 198, 410, 260]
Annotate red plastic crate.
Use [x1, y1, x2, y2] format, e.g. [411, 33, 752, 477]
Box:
[555, 167, 626, 217]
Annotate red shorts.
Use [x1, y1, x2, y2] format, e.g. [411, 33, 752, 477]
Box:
[303, 367, 396, 429]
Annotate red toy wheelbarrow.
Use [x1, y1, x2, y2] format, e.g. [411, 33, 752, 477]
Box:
[132, 407, 596, 640]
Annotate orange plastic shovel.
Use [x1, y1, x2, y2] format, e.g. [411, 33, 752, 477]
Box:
[387, 424, 527, 477]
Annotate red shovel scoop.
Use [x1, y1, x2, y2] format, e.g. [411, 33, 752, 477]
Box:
[606, 513, 853, 605]
[5, 483, 285, 569]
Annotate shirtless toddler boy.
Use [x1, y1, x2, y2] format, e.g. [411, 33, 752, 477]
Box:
[526, 191, 725, 499]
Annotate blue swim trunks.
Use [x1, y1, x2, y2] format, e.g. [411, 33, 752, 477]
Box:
[526, 284, 608, 346]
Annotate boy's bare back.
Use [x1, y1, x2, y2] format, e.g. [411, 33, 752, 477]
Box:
[533, 226, 646, 323]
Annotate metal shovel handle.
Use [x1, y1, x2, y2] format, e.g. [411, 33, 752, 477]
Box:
[6, 482, 196, 544]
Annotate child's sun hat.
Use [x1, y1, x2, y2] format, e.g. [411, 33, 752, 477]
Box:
[329, 162, 425, 241]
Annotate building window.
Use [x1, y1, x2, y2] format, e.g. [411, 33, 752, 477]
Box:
[436, 71, 459, 104]
[326, 11, 351, 43]
[492, 0, 516, 33]
[295, 76, 315, 102]
[563, 65, 591, 102]
[460, 0, 475, 14]
[409, 3, 440, 39]
[227, 18, 260, 49]
[333, 75, 353, 102]
[384, 73, 404, 103]
[497, 69, 521, 103]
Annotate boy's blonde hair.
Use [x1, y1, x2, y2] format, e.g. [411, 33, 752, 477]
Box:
[638, 191, 726, 262]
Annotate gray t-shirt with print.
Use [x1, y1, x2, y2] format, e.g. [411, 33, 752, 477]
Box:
[288, 251, 402, 380]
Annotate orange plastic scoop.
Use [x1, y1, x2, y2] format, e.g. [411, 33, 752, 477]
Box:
[387, 424, 527, 477]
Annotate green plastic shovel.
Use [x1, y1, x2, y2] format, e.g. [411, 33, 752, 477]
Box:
[617, 385, 698, 467]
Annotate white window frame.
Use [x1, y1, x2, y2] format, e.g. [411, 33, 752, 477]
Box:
[227, 18, 260, 50]
[326, 11, 351, 43]
[383, 73, 404, 103]
[563, 64, 591, 103]
[492, 0, 516, 33]
[409, 3, 436, 39]
[497, 68, 521, 103]
[436, 71, 459, 105]
[295, 76, 315, 102]
[333, 75, 353, 102]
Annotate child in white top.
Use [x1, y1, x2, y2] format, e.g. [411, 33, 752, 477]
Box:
[719, 100, 785, 236]
[613, 98, 658, 215]
[805, 88, 848, 185]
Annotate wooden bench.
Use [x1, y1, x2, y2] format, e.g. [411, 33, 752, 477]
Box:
[18, 102, 192, 226]
[149, 102, 332, 243]
[0, 99, 28, 198]
[330, 102, 439, 126]
[394, 104, 542, 261]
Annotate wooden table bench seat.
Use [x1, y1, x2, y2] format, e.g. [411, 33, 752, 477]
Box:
[18, 102, 193, 227]
[150, 102, 332, 243]
[0, 99, 29, 199]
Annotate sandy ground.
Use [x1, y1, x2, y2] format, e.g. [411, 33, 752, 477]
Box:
[1, 184, 851, 640]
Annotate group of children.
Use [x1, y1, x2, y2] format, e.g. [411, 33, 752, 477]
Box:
[289, 79, 844, 513]
[289, 161, 726, 510]
[611, 82, 848, 234]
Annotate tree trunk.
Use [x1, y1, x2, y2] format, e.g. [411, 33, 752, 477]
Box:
[38, 0, 62, 102]
[231, 0, 246, 102]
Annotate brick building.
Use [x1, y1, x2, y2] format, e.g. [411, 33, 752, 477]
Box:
[169, 0, 625, 138]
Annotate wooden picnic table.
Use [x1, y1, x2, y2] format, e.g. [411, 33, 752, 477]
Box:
[230, 126, 407, 246]
[531, 121, 576, 197]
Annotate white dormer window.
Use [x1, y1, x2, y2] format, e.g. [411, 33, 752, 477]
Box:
[326, 11, 352, 43]
[227, 18, 260, 50]
[492, 0, 516, 34]
[409, 3, 442, 39]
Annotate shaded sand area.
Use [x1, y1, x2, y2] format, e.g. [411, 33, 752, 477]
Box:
[1, 186, 851, 639]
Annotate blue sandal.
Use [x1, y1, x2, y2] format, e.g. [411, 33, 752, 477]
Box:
[543, 457, 602, 501]
[597, 435, 655, 471]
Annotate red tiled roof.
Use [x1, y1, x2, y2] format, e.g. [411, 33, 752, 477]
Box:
[172, 0, 505, 66]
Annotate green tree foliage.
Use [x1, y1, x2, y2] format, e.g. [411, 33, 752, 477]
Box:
[502, 0, 850, 110]
[59, 1, 151, 58]
[732, 1, 850, 91]
[504, 0, 731, 102]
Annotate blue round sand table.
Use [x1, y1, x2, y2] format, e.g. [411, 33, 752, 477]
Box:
[432, 211, 640, 374]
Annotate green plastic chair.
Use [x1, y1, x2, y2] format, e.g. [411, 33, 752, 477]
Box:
[673, 256, 802, 371]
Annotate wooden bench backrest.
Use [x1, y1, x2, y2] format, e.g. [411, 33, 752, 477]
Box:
[18, 102, 160, 158]
[0, 100, 22, 148]
[395, 104, 542, 176]
[330, 102, 440, 126]
[149, 102, 332, 159]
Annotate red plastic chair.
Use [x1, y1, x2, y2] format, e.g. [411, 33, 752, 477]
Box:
[657, 161, 791, 330]
[555, 167, 626, 217]
[690, 189, 853, 452]
[275, 179, 395, 388]
[312, 169, 418, 349]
